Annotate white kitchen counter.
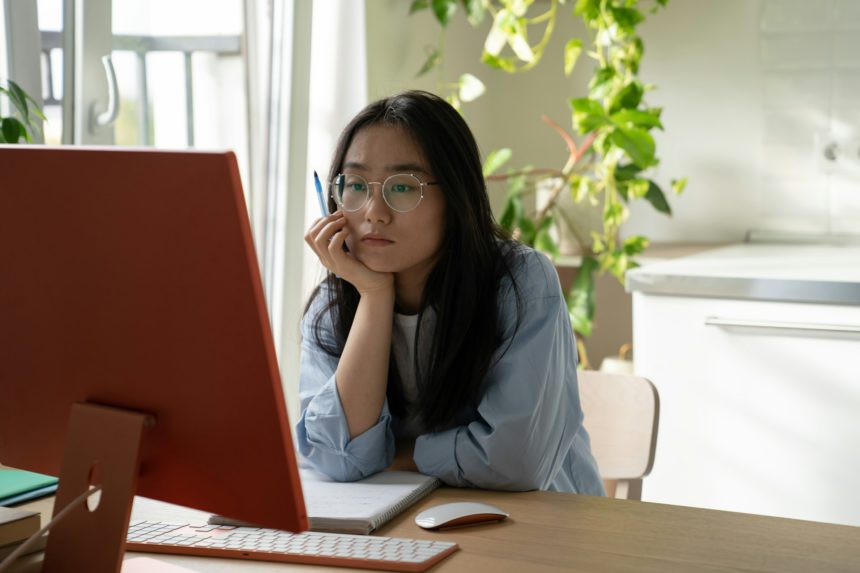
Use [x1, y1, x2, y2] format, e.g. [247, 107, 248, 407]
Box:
[626, 243, 860, 305]
[628, 240, 860, 526]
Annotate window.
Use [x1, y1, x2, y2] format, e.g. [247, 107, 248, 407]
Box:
[35, 0, 248, 178]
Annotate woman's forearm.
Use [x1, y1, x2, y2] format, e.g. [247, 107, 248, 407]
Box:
[336, 286, 395, 439]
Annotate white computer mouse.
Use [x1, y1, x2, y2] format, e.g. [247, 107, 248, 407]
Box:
[414, 502, 509, 530]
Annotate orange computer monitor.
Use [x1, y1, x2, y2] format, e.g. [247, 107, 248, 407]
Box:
[0, 146, 307, 564]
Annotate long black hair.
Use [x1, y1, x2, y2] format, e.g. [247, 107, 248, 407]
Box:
[305, 90, 522, 431]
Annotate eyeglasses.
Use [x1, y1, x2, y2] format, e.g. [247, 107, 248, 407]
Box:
[330, 173, 439, 214]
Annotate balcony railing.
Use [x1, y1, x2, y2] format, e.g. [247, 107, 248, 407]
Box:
[40, 30, 242, 146]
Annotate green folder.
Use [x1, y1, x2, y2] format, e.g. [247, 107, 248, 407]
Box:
[0, 469, 59, 506]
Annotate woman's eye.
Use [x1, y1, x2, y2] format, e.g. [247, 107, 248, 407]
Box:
[391, 184, 409, 193]
[350, 183, 367, 192]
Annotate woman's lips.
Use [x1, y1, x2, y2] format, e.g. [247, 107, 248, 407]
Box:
[361, 237, 394, 247]
[360, 233, 394, 247]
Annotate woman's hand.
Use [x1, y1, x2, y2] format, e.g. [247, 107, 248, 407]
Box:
[305, 211, 394, 295]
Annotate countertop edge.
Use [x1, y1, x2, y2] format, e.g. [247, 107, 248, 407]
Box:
[625, 273, 860, 305]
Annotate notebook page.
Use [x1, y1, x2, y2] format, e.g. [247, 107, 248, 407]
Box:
[208, 468, 440, 534]
[301, 468, 440, 533]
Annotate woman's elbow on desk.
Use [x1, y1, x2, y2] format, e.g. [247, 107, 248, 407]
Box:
[295, 425, 393, 483]
[415, 430, 555, 491]
[296, 438, 394, 482]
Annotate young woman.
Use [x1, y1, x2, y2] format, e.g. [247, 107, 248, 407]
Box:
[298, 90, 604, 494]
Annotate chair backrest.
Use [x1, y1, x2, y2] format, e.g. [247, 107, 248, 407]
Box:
[578, 371, 659, 500]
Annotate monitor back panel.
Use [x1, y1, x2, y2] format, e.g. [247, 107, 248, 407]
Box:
[0, 146, 306, 532]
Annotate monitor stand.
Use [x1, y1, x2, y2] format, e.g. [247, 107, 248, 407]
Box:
[42, 403, 153, 573]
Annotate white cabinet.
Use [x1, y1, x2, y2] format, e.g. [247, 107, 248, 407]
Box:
[633, 292, 860, 526]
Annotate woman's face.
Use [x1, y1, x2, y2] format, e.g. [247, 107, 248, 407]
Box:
[339, 124, 446, 284]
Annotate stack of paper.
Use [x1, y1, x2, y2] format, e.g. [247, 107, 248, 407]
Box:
[0, 506, 44, 561]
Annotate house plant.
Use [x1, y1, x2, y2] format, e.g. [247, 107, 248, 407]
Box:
[0, 79, 44, 143]
[410, 0, 686, 364]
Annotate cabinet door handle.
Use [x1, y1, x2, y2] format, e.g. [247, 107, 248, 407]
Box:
[704, 316, 860, 334]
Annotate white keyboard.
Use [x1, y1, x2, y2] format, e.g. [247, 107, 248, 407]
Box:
[126, 520, 458, 572]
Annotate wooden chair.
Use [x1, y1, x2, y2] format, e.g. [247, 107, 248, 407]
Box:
[578, 371, 660, 500]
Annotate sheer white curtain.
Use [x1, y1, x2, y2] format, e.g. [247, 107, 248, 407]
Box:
[303, 1, 369, 304]
[0, 0, 43, 138]
[247, 0, 367, 422]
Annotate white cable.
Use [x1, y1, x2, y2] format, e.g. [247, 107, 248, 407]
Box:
[0, 485, 103, 572]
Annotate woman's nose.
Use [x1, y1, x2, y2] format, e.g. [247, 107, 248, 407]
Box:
[363, 184, 391, 223]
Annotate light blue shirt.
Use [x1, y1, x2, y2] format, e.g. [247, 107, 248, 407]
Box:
[296, 245, 605, 495]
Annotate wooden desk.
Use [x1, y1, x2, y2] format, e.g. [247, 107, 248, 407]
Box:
[11, 488, 860, 572]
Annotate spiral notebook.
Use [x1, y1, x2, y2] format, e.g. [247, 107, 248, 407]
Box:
[209, 468, 440, 535]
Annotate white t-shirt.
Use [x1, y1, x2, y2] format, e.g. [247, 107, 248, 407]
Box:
[391, 308, 436, 438]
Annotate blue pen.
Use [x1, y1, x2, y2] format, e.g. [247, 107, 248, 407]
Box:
[313, 171, 328, 216]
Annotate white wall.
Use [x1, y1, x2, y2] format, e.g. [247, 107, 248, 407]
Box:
[365, 0, 860, 243]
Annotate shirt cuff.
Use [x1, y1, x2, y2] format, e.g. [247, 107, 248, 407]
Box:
[414, 428, 471, 487]
[298, 377, 394, 480]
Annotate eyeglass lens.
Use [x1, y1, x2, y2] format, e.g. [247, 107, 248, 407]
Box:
[332, 174, 423, 213]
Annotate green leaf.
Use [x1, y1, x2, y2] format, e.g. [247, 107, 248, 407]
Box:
[507, 18, 535, 63]
[499, 193, 523, 231]
[671, 177, 688, 195]
[446, 93, 462, 112]
[483, 147, 513, 176]
[507, 170, 528, 196]
[1, 117, 23, 143]
[461, 0, 485, 26]
[564, 38, 583, 76]
[416, 48, 441, 77]
[458, 73, 485, 102]
[603, 200, 628, 228]
[623, 235, 649, 257]
[625, 36, 644, 74]
[31, 107, 47, 122]
[609, 6, 645, 34]
[569, 97, 610, 133]
[409, 0, 430, 14]
[484, 10, 509, 56]
[574, 0, 600, 20]
[7, 80, 30, 119]
[614, 162, 643, 182]
[567, 255, 597, 337]
[588, 66, 616, 98]
[603, 249, 632, 280]
[509, 0, 530, 17]
[518, 216, 537, 246]
[569, 97, 604, 117]
[593, 130, 612, 156]
[611, 109, 663, 130]
[644, 180, 672, 215]
[431, 0, 457, 26]
[610, 126, 656, 168]
[627, 178, 650, 199]
[481, 52, 517, 72]
[535, 217, 561, 259]
[574, 175, 595, 202]
[608, 80, 644, 114]
[591, 232, 605, 254]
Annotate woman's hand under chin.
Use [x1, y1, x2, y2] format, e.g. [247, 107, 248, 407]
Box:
[305, 211, 394, 295]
